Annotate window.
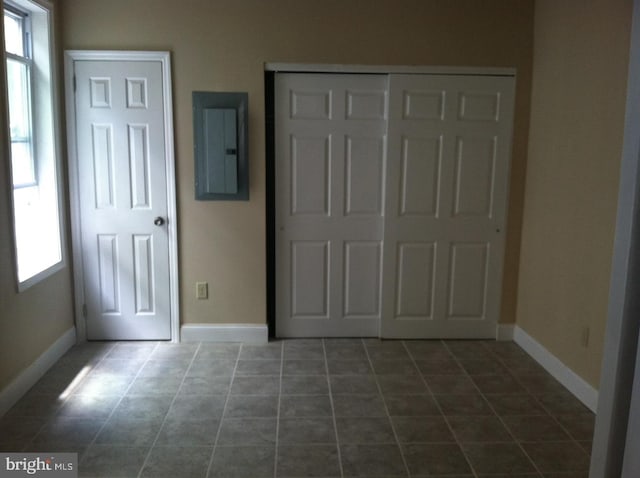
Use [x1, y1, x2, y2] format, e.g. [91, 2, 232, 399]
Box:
[4, 0, 63, 289]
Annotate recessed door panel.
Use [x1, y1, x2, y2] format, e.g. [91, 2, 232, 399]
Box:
[128, 124, 151, 209]
[447, 243, 489, 319]
[291, 241, 329, 318]
[395, 243, 435, 319]
[347, 90, 386, 120]
[344, 241, 381, 317]
[133, 234, 155, 314]
[400, 136, 442, 217]
[291, 135, 330, 216]
[97, 234, 120, 314]
[291, 90, 332, 120]
[92, 124, 115, 209]
[458, 91, 500, 122]
[403, 90, 445, 120]
[345, 136, 384, 216]
[453, 136, 497, 218]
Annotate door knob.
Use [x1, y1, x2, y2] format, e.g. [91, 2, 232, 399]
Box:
[154, 217, 165, 226]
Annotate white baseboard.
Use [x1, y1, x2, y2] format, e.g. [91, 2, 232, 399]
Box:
[181, 323, 268, 344]
[496, 324, 515, 341]
[0, 326, 76, 418]
[513, 325, 598, 412]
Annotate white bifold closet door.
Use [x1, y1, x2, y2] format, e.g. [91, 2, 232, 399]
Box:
[275, 72, 515, 338]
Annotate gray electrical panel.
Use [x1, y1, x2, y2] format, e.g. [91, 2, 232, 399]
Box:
[193, 92, 248, 200]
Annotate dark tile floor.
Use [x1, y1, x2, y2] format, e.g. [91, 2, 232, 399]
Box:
[0, 339, 594, 477]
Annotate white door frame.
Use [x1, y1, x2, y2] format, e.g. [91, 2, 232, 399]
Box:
[64, 50, 179, 342]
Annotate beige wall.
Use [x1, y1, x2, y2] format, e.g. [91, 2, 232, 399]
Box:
[516, 0, 632, 388]
[0, 0, 75, 392]
[61, 0, 534, 327]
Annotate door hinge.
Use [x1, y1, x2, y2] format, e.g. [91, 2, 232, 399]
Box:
[82, 304, 87, 318]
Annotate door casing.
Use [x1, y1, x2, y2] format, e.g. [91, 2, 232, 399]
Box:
[64, 50, 179, 342]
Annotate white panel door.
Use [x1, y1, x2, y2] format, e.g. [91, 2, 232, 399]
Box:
[74, 60, 171, 340]
[380, 74, 515, 338]
[275, 73, 388, 337]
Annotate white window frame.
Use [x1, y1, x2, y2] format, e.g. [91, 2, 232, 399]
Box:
[3, 0, 65, 291]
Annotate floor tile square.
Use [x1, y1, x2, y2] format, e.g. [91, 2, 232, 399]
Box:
[327, 360, 372, 375]
[415, 358, 464, 375]
[239, 343, 283, 360]
[279, 395, 332, 418]
[371, 359, 419, 375]
[95, 417, 162, 446]
[404, 341, 452, 361]
[472, 373, 526, 394]
[218, 418, 276, 445]
[279, 417, 336, 444]
[424, 374, 478, 394]
[209, 445, 275, 478]
[138, 358, 190, 378]
[188, 358, 237, 377]
[230, 376, 280, 395]
[435, 394, 494, 416]
[140, 445, 212, 478]
[330, 375, 379, 394]
[179, 375, 232, 395]
[462, 442, 537, 474]
[80, 444, 148, 477]
[283, 359, 326, 375]
[377, 375, 428, 394]
[155, 417, 220, 446]
[33, 417, 104, 446]
[111, 395, 174, 421]
[483, 393, 548, 416]
[364, 340, 410, 360]
[392, 416, 454, 443]
[166, 394, 227, 421]
[277, 445, 341, 477]
[555, 413, 595, 441]
[126, 376, 182, 396]
[224, 394, 279, 418]
[283, 340, 324, 360]
[56, 394, 121, 420]
[281, 375, 328, 395]
[324, 340, 368, 361]
[384, 394, 441, 416]
[403, 443, 472, 475]
[336, 417, 395, 444]
[236, 359, 282, 375]
[332, 394, 387, 417]
[502, 415, 572, 441]
[521, 441, 590, 473]
[340, 444, 406, 477]
[447, 415, 513, 442]
[195, 343, 241, 360]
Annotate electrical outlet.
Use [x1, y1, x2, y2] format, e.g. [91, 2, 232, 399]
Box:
[581, 326, 590, 348]
[196, 281, 208, 300]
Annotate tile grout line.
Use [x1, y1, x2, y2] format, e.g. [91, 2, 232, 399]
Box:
[136, 341, 203, 478]
[362, 338, 411, 478]
[443, 340, 544, 478]
[404, 339, 480, 478]
[322, 338, 345, 478]
[204, 342, 243, 478]
[273, 340, 284, 478]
